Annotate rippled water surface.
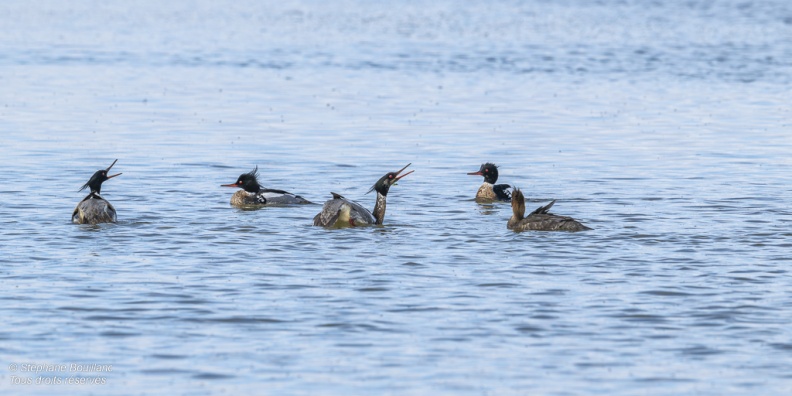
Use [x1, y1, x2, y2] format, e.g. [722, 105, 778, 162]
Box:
[1, 1, 792, 394]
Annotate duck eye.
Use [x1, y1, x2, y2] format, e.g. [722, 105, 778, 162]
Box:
[389, 174, 393, 179]
[484, 169, 488, 173]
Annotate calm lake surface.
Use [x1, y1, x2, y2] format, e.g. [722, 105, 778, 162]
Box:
[1, 1, 791, 394]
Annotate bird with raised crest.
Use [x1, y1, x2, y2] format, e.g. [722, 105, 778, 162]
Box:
[221, 166, 311, 206]
[313, 163, 413, 227]
[72, 159, 122, 225]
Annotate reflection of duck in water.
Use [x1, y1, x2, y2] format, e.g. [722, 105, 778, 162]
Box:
[221, 166, 311, 206]
[467, 163, 511, 201]
[313, 164, 413, 227]
[72, 159, 122, 225]
[508, 189, 591, 232]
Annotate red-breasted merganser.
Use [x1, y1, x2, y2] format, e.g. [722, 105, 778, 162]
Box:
[467, 162, 511, 201]
[313, 163, 413, 227]
[72, 159, 122, 225]
[221, 166, 311, 206]
[508, 188, 591, 232]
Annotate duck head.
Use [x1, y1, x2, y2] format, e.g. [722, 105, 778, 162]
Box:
[79, 159, 121, 194]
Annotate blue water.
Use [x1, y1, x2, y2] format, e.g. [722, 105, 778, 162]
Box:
[1, 1, 791, 394]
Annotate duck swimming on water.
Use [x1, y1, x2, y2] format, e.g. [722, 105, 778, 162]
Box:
[221, 166, 311, 206]
[72, 159, 122, 225]
[313, 163, 413, 227]
[508, 188, 591, 232]
[468, 163, 511, 201]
